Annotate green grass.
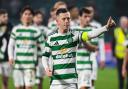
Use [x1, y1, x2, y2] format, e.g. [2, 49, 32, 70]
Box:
[0, 68, 119, 89]
[95, 68, 118, 89]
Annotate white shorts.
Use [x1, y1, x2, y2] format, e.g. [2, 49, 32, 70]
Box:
[78, 70, 92, 89]
[35, 59, 45, 84]
[50, 84, 78, 89]
[90, 52, 98, 80]
[13, 69, 35, 87]
[0, 62, 12, 77]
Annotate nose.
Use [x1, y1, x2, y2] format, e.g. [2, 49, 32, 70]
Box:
[86, 17, 90, 21]
[65, 19, 69, 23]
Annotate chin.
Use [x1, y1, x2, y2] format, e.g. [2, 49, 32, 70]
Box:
[63, 28, 68, 31]
[66, 28, 69, 30]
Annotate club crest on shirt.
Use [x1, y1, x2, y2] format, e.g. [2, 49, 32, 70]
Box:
[60, 48, 67, 54]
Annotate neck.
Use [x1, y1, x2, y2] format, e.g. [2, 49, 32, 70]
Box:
[80, 20, 88, 28]
[35, 23, 41, 26]
[80, 23, 87, 28]
[22, 22, 31, 26]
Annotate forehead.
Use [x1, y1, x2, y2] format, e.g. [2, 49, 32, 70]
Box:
[21, 10, 33, 18]
[58, 12, 70, 18]
[120, 17, 128, 22]
[34, 14, 42, 17]
[86, 7, 94, 12]
[0, 13, 8, 16]
[22, 10, 32, 15]
[82, 12, 91, 16]
[71, 7, 78, 11]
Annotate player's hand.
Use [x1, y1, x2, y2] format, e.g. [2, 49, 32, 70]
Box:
[45, 67, 52, 77]
[122, 65, 127, 78]
[99, 61, 105, 69]
[106, 16, 116, 29]
[8, 59, 14, 65]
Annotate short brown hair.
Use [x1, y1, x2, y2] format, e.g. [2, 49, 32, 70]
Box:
[0, 9, 7, 15]
[34, 10, 44, 17]
[20, 5, 34, 16]
[56, 8, 69, 16]
[53, 1, 67, 11]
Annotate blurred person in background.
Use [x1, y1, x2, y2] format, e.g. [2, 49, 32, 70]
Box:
[68, 5, 79, 28]
[8, 6, 44, 89]
[0, 9, 13, 89]
[85, 4, 102, 28]
[48, 8, 56, 24]
[48, 1, 67, 30]
[33, 10, 49, 38]
[76, 8, 98, 89]
[112, 16, 128, 89]
[33, 10, 49, 89]
[122, 17, 128, 89]
[85, 4, 105, 89]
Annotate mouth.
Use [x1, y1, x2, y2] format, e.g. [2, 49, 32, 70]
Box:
[64, 24, 70, 27]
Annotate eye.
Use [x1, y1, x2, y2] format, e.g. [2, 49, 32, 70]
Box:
[84, 16, 88, 18]
[62, 18, 66, 20]
[67, 17, 70, 20]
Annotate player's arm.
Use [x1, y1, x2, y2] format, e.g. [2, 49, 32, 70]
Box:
[81, 17, 116, 42]
[83, 41, 98, 52]
[0, 38, 7, 59]
[36, 31, 45, 67]
[8, 27, 16, 65]
[42, 41, 52, 77]
[98, 35, 106, 69]
[37, 31, 45, 52]
[36, 29, 52, 77]
[122, 48, 128, 78]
